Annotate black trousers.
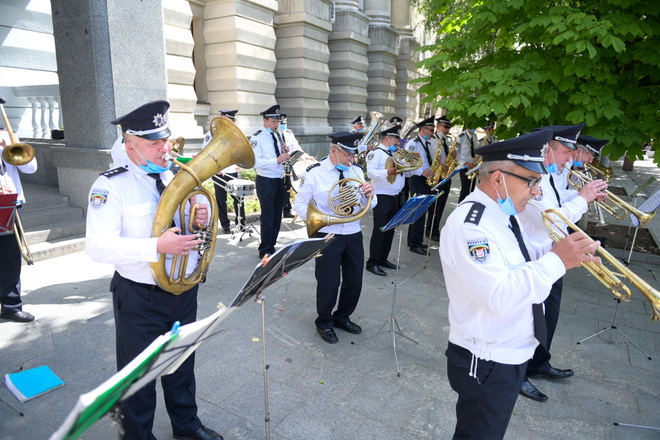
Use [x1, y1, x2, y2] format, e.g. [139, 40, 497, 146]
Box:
[458, 168, 474, 203]
[446, 342, 526, 440]
[407, 175, 432, 247]
[426, 179, 451, 237]
[111, 273, 202, 440]
[256, 175, 285, 255]
[0, 206, 23, 313]
[367, 194, 399, 266]
[213, 172, 246, 229]
[314, 232, 363, 329]
[527, 277, 563, 376]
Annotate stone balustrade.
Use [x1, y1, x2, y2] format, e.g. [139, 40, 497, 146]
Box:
[13, 84, 63, 139]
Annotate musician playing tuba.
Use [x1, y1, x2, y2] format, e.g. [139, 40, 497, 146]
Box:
[85, 101, 224, 440]
[517, 124, 608, 404]
[0, 97, 37, 323]
[294, 132, 376, 345]
[364, 125, 404, 276]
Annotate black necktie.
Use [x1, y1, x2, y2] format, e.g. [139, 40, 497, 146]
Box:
[469, 136, 475, 158]
[509, 215, 547, 348]
[442, 137, 449, 156]
[549, 175, 562, 207]
[270, 132, 280, 157]
[338, 169, 345, 181]
[148, 173, 166, 195]
[421, 138, 432, 164]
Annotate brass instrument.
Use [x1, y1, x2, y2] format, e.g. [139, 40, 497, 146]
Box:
[0, 101, 35, 265]
[399, 119, 418, 141]
[466, 135, 488, 181]
[150, 116, 255, 294]
[170, 137, 185, 156]
[585, 161, 614, 182]
[385, 148, 423, 184]
[306, 177, 372, 237]
[427, 134, 458, 187]
[567, 169, 655, 227]
[528, 201, 660, 321]
[355, 111, 386, 169]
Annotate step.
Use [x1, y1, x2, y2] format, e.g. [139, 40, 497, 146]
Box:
[21, 184, 71, 213]
[23, 235, 86, 264]
[24, 217, 87, 246]
[20, 205, 85, 229]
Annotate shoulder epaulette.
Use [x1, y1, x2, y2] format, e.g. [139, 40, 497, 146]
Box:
[306, 162, 321, 172]
[100, 166, 128, 178]
[252, 129, 262, 136]
[462, 202, 485, 225]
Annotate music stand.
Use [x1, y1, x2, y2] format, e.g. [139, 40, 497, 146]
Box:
[375, 193, 441, 376]
[50, 236, 334, 440]
[576, 187, 660, 360]
[0, 193, 18, 235]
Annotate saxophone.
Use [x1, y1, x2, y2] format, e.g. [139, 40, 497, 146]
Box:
[466, 135, 488, 180]
[427, 134, 458, 187]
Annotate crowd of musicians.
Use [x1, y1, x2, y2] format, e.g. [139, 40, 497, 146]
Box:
[3, 95, 643, 440]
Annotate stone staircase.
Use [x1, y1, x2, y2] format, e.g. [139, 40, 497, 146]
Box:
[20, 183, 86, 263]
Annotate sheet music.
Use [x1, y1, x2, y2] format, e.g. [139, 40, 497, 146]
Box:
[630, 188, 660, 226]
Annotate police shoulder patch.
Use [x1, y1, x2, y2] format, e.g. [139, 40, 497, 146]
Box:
[468, 238, 490, 264]
[100, 167, 128, 178]
[306, 162, 321, 172]
[463, 202, 485, 225]
[367, 152, 375, 161]
[90, 188, 109, 209]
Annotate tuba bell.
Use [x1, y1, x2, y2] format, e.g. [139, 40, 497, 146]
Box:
[150, 116, 255, 294]
[306, 177, 372, 237]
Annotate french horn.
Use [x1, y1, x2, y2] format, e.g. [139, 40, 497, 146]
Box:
[306, 177, 372, 237]
[150, 117, 255, 294]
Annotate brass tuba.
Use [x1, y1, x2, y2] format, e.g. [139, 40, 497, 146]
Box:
[0, 101, 35, 265]
[528, 201, 660, 321]
[355, 111, 386, 169]
[150, 116, 255, 294]
[427, 134, 458, 187]
[306, 177, 372, 237]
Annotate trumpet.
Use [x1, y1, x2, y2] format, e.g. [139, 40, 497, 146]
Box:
[567, 169, 655, 227]
[585, 161, 614, 182]
[306, 177, 372, 237]
[0, 101, 35, 265]
[528, 201, 660, 321]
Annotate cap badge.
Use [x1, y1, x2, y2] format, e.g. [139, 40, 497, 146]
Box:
[153, 113, 165, 127]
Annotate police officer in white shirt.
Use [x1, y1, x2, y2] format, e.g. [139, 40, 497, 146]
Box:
[278, 113, 305, 219]
[426, 115, 454, 241]
[365, 125, 403, 276]
[0, 98, 37, 323]
[350, 114, 365, 133]
[516, 124, 607, 403]
[250, 104, 291, 258]
[456, 125, 481, 202]
[85, 100, 223, 440]
[405, 117, 436, 255]
[440, 129, 601, 440]
[294, 132, 376, 344]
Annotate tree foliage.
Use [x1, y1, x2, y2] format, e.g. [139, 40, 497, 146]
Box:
[414, 0, 660, 163]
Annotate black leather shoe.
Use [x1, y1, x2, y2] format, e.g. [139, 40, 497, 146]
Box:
[410, 246, 427, 255]
[221, 227, 231, 233]
[335, 320, 362, 334]
[283, 211, 295, 218]
[380, 260, 398, 270]
[317, 327, 339, 343]
[0, 310, 35, 323]
[530, 367, 574, 380]
[174, 426, 223, 440]
[366, 265, 387, 276]
[430, 234, 440, 242]
[519, 380, 548, 402]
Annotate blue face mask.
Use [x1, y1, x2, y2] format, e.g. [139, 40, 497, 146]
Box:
[267, 127, 274, 134]
[134, 143, 172, 174]
[496, 179, 518, 216]
[423, 134, 429, 141]
[573, 158, 583, 168]
[469, 129, 475, 134]
[546, 162, 558, 174]
[336, 163, 350, 172]
[388, 145, 397, 152]
[279, 124, 287, 131]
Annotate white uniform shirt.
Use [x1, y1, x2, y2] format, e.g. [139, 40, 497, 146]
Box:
[280, 128, 302, 155]
[250, 128, 288, 178]
[294, 158, 377, 235]
[404, 135, 433, 177]
[439, 188, 565, 364]
[0, 129, 38, 204]
[366, 146, 404, 196]
[518, 172, 588, 244]
[85, 160, 206, 285]
[456, 131, 480, 165]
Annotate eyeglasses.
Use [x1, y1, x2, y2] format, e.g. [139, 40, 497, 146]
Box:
[336, 148, 355, 161]
[490, 170, 542, 187]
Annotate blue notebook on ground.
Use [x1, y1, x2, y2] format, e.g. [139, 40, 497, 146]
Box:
[5, 365, 65, 403]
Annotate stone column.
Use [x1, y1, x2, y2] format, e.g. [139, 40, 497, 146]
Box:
[364, 0, 398, 117]
[163, 0, 204, 139]
[327, 0, 370, 131]
[203, 0, 279, 135]
[274, 0, 333, 155]
[50, 0, 168, 211]
[392, 0, 419, 120]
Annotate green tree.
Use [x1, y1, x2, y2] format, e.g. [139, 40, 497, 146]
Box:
[415, 0, 660, 164]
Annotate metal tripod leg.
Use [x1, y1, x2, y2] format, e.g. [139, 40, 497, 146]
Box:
[577, 298, 652, 360]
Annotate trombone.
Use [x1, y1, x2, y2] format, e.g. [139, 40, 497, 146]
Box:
[567, 169, 655, 227]
[0, 101, 35, 265]
[528, 201, 660, 321]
